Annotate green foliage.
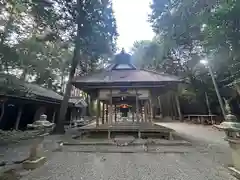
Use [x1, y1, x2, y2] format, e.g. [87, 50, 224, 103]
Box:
[142, 0, 240, 106]
[130, 0, 237, 105]
[0, 0, 117, 96]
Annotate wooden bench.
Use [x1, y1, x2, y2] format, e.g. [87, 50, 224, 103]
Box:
[184, 114, 217, 125]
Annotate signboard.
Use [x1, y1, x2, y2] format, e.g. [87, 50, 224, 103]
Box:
[120, 87, 128, 93]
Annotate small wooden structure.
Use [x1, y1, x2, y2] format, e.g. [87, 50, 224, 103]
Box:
[72, 49, 183, 136]
[184, 114, 217, 124]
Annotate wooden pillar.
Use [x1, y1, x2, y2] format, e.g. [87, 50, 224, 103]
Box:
[114, 105, 117, 122]
[149, 94, 153, 122]
[175, 94, 182, 121]
[15, 106, 23, 130]
[171, 93, 177, 120]
[106, 104, 108, 123]
[135, 89, 139, 123]
[132, 108, 134, 122]
[69, 110, 73, 128]
[96, 98, 100, 127]
[144, 101, 147, 122]
[52, 110, 56, 123]
[141, 103, 144, 122]
[109, 89, 113, 124]
[102, 103, 105, 124]
[158, 96, 162, 118]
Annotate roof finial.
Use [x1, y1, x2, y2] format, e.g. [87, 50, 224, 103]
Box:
[121, 48, 125, 54]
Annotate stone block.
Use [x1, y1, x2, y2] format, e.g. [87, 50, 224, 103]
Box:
[22, 156, 46, 170]
[228, 166, 240, 179]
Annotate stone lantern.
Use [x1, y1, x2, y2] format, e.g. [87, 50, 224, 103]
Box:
[23, 114, 55, 170]
[214, 100, 240, 177]
[27, 114, 55, 133]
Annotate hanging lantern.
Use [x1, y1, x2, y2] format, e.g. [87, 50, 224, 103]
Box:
[120, 104, 131, 108]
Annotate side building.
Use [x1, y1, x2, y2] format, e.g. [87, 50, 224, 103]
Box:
[0, 73, 86, 130]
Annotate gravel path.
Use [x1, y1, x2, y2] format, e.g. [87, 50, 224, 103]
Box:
[21, 150, 237, 180]
[155, 122, 232, 166]
[1, 122, 237, 180]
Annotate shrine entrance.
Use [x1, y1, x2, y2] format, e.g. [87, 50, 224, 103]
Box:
[112, 95, 136, 121]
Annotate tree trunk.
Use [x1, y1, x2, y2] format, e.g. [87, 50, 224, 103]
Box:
[52, 0, 82, 134]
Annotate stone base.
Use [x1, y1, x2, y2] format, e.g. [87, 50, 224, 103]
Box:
[22, 157, 47, 170]
[228, 166, 240, 179]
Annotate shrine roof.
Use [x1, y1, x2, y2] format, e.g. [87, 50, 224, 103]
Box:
[72, 68, 182, 86]
[72, 50, 182, 89]
[0, 73, 86, 107]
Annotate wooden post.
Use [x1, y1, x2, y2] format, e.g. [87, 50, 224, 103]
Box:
[106, 104, 108, 123]
[158, 96, 162, 118]
[109, 89, 113, 124]
[52, 110, 56, 123]
[132, 110, 134, 122]
[69, 110, 73, 128]
[149, 94, 153, 122]
[144, 101, 147, 122]
[135, 89, 139, 123]
[175, 94, 182, 121]
[102, 103, 105, 124]
[15, 106, 23, 130]
[141, 103, 144, 122]
[114, 104, 117, 122]
[96, 98, 100, 127]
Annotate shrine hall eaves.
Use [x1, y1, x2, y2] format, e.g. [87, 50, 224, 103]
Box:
[72, 68, 182, 84]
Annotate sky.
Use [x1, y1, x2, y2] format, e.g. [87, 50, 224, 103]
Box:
[112, 0, 154, 52]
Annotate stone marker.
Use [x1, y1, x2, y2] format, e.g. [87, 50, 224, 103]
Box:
[23, 114, 54, 170]
[22, 136, 47, 170]
[214, 106, 240, 178]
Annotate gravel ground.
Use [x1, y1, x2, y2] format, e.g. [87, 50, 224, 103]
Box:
[156, 122, 232, 166]
[18, 122, 237, 180]
[1, 122, 236, 180]
[0, 135, 63, 164]
[21, 150, 237, 180]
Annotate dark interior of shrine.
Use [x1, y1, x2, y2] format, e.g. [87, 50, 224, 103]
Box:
[111, 96, 143, 106]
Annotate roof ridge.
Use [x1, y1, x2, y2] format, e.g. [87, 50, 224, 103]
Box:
[0, 73, 62, 98]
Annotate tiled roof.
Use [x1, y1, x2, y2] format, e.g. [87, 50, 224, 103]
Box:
[69, 97, 88, 107]
[0, 73, 63, 102]
[73, 68, 181, 84]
